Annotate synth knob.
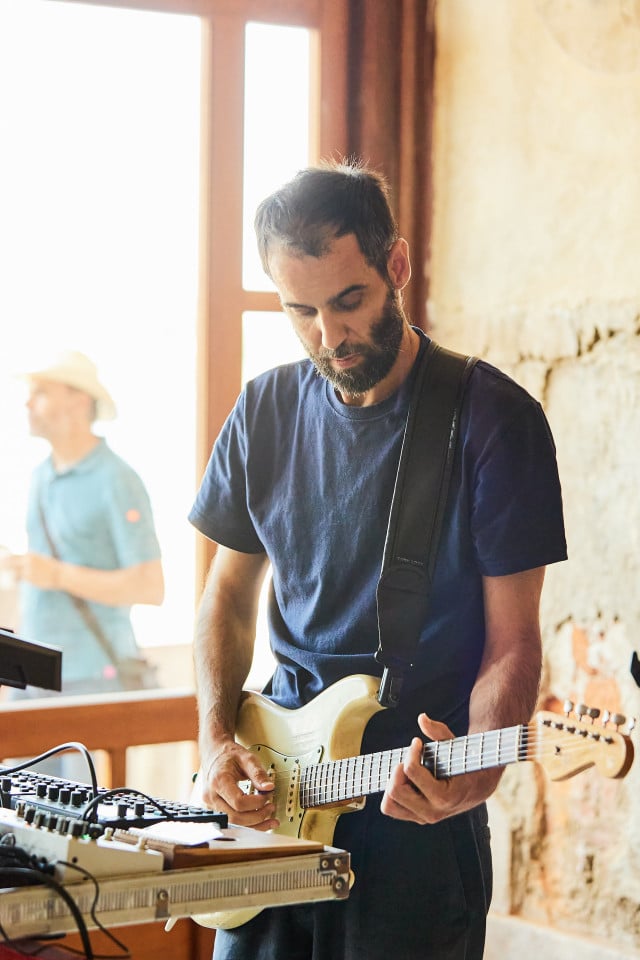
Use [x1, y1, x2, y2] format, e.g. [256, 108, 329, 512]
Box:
[36, 783, 47, 798]
[117, 802, 129, 819]
[71, 790, 85, 807]
[24, 806, 36, 824]
[1, 777, 12, 793]
[60, 788, 71, 804]
[47, 785, 60, 801]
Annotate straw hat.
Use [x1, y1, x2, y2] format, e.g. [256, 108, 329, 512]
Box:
[22, 350, 117, 421]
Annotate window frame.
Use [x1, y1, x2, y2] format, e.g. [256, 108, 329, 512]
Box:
[71, 0, 348, 585]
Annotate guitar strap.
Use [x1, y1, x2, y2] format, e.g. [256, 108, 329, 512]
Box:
[375, 339, 478, 707]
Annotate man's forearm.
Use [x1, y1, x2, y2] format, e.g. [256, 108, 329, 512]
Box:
[467, 637, 542, 735]
[13, 552, 164, 606]
[57, 557, 164, 606]
[193, 548, 266, 761]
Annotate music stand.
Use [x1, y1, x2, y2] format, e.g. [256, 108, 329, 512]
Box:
[0, 627, 62, 691]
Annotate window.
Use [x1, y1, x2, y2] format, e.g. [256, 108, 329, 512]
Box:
[0, 2, 318, 686]
[0, 1, 201, 661]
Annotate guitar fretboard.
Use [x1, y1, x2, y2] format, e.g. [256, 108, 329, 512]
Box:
[299, 725, 526, 808]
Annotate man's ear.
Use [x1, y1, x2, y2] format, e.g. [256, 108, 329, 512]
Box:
[386, 238, 411, 290]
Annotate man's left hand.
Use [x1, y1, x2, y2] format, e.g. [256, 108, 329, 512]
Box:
[10, 552, 61, 590]
[380, 713, 502, 824]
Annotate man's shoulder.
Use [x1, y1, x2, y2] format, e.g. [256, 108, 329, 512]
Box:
[90, 441, 146, 485]
[467, 358, 542, 414]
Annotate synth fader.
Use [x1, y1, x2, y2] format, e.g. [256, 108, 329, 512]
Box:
[0, 766, 228, 831]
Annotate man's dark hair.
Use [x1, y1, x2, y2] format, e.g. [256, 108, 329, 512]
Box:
[254, 159, 399, 280]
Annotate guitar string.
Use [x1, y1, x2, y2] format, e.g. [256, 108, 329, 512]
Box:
[260, 736, 621, 783]
[252, 733, 623, 803]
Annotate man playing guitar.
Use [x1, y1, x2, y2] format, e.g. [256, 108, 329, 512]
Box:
[189, 160, 567, 959]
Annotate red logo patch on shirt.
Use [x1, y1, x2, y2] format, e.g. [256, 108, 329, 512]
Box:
[126, 509, 141, 523]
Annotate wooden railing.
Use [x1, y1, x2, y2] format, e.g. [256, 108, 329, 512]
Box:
[0, 688, 217, 957]
[0, 687, 199, 787]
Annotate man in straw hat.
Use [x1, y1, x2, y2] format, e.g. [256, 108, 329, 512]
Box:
[6, 350, 164, 696]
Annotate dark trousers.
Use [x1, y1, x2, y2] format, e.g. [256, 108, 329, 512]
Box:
[212, 798, 492, 960]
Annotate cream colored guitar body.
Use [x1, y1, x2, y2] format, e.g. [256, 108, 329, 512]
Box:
[192, 674, 383, 930]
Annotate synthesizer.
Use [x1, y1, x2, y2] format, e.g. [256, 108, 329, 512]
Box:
[0, 806, 164, 881]
[0, 765, 351, 940]
[0, 765, 228, 830]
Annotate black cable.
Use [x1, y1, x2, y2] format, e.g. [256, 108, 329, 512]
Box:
[58, 860, 130, 958]
[0, 866, 94, 958]
[1, 742, 99, 801]
[80, 787, 171, 823]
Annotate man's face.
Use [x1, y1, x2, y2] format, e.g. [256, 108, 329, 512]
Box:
[26, 379, 87, 440]
[269, 233, 409, 403]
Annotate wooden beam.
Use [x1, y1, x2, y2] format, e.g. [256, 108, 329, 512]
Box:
[0, 689, 198, 788]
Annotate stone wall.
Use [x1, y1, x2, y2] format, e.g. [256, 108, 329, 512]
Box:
[428, 1, 640, 955]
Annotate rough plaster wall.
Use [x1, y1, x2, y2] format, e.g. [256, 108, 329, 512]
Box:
[429, 0, 640, 954]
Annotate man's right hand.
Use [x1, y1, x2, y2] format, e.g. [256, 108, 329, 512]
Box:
[195, 739, 279, 831]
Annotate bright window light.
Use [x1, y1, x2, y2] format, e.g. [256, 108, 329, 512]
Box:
[0, 0, 201, 651]
[242, 22, 313, 292]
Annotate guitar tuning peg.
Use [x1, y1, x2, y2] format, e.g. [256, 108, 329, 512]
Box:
[602, 709, 611, 726]
[563, 699, 574, 717]
[585, 707, 600, 723]
[609, 713, 626, 730]
[627, 717, 636, 734]
[575, 703, 588, 719]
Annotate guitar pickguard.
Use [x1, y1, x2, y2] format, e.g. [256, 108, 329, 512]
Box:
[245, 743, 323, 837]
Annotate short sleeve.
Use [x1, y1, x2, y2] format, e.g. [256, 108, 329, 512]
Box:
[189, 393, 265, 553]
[471, 401, 567, 576]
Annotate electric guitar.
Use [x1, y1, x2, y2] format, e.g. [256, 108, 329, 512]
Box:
[191, 673, 635, 929]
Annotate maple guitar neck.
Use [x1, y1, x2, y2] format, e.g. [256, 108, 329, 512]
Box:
[299, 726, 524, 808]
[299, 711, 634, 809]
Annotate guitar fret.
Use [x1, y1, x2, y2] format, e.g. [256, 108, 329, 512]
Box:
[346, 756, 356, 800]
[299, 722, 531, 810]
[353, 756, 364, 797]
[336, 758, 343, 801]
[372, 751, 381, 793]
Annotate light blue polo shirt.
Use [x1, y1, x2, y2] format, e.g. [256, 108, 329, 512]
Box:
[21, 439, 161, 684]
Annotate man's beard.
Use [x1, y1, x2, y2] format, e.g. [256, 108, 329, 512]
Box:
[305, 290, 406, 397]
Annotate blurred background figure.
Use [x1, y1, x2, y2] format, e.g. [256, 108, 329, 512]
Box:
[3, 349, 164, 701]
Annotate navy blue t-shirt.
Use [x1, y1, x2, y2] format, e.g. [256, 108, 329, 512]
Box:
[189, 333, 566, 742]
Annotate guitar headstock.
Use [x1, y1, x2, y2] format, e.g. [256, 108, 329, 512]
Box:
[530, 701, 635, 781]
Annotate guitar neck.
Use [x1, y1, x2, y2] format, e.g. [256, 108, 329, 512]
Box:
[300, 724, 527, 808]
